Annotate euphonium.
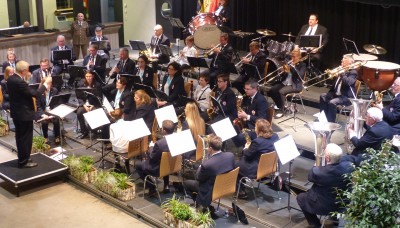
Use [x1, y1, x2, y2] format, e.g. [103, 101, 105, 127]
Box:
[177, 112, 186, 130]
[203, 43, 221, 58]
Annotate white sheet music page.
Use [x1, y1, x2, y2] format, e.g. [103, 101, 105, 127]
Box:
[83, 108, 110, 129]
[318, 111, 328, 123]
[210, 117, 237, 141]
[103, 95, 114, 113]
[154, 104, 178, 128]
[48, 104, 76, 118]
[125, 118, 151, 141]
[274, 135, 300, 165]
[165, 129, 196, 157]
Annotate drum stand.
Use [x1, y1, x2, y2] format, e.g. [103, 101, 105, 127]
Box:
[304, 50, 322, 87]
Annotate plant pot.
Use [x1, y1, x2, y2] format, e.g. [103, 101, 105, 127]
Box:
[0, 125, 9, 136]
[88, 167, 98, 184]
[163, 210, 211, 228]
[98, 182, 114, 195]
[31, 144, 51, 156]
[114, 182, 135, 201]
[71, 167, 97, 184]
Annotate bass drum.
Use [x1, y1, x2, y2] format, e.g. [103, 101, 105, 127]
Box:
[344, 53, 378, 80]
[188, 13, 222, 50]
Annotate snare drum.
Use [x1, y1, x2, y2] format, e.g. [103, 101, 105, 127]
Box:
[188, 13, 222, 50]
[361, 61, 400, 91]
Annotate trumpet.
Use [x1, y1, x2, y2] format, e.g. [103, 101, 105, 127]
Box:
[235, 52, 251, 72]
[203, 43, 221, 58]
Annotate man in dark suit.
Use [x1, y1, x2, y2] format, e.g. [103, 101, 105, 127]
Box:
[8, 61, 52, 168]
[232, 79, 268, 148]
[150, 24, 171, 72]
[31, 58, 59, 84]
[51, 35, 77, 89]
[233, 42, 267, 95]
[294, 14, 329, 69]
[267, 49, 307, 118]
[82, 44, 107, 83]
[184, 135, 235, 208]
[297, 143, 353, 227]
[90, 27, 111, 59]
[319, 56, 357, 122]
[102, 48, 136, 102]
[211, 74, 237, 122]
[136, 120, 174, 196]
[200, 33, 234, 88]
[376, 78, 400, 135]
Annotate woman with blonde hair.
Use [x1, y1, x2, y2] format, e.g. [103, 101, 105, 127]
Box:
[134, 89, 156, 130]
[235, 118, 279, 199]
[2, 48, 19, 73]
[1, 66, 14, 110]
[180, 102, 205, 160]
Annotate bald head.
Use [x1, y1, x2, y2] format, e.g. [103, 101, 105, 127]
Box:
[393, 77, 400, 94]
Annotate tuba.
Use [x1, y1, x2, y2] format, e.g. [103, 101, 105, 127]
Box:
[198, 134, 214, 161]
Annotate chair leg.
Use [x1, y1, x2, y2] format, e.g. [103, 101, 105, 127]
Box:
[125, 159, 130, 174]
[299, 95, 306, 114]
[232, 196, 240, 223]
[249, 180, 259, 209]
[217, 199, 221, 212]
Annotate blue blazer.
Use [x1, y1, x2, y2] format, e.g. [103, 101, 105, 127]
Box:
[330, 69, 358, 105]
[215, 87, 238, 121]
[136, 66, 154, 88]
[35, 87, 59, 120]
[382, 95, 400, 135]
[240, 91, 268, 129]
[161, 75, 186, 107]
[142, 137, 170, 176]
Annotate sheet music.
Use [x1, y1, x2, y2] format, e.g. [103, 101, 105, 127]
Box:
[154, 105, 178, 128]
[210, 117, 237, 141]
[274, 135, 300, 165]
[318, 111, 328, 123]
[83, 108, 110, 129]
[125, 118, 151, 141]
[48, 104, 76, 118]
[103, 96, 114, 113]
[165, 130, 196, 157]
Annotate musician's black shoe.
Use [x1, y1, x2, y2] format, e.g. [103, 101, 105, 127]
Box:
[146, 188, 158, 197]
[237, 191, 248, 199]
[163, 185, 170, 193]
[18, 162, 38, 169]
[77, 131, 88, 139]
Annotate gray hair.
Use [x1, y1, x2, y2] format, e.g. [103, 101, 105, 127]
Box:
[120, 47, 129, 55]
[343, 55, 354, 64]
[95, 27, 102, 32]
[325, 143, 343, 163]
[16, 61, 29, 74]
[57, 35, 65, 41]
[245, 78, 259, 89]
[367, 107, 383, 122]
[154, 24, 163, 31]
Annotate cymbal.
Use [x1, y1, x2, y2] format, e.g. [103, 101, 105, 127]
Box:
[363, 44, 387, 55]
[282, 33, 296, 38]
[256, 29, 276, 36]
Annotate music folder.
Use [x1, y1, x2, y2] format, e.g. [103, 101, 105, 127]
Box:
[218, 61, 239, 75]
[51, 75, 63, 88]
[133, 83, 157, 98]
[91, 40, 109, 51]
[299, 35, 321, 48]
[242, 63, 261, 80]
[128, 40, 147, 51]
[48, 93, 72, 110]
[68, 66, 86, 81]
[210, 117, 237, 142]
[154, 104, 178, 128]
[179, 95, 196, 107]
[274, 134, 300, 165]
[125, 118, 151, 141]
[52, 49, 72, 61]
[187, 57, 209, 69]
[83, 108, 110, 130]
[165, 130, 196, 157]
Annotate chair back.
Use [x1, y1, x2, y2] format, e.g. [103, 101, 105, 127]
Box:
[194, 136, 204, 162]
[355, 80, 361, 97]
[119, 136, 148, 159]
[256, 152, 278, 181]
[212, 167, 240, 201]
[184, 82, 191, 97]
[264, 61, 270, 78]
[0, 87, 3, 106]
[267, 107, 274, 125]
[159, 152, 182, 178]
[153, 73, 158, 89]
[196, 50, 199, 57]
[32, 97, 37, 112]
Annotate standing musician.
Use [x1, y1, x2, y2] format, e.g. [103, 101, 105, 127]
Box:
[2, 48, 19, 73]
[214, 0, 232, 27]
[267, 49, 306, 118]
[194, 75, 211, 112]
[294, 14, 329, 69]
[35, 78, 61, 144]
[178, 36, 197, 71]
[233, 42, 267, 95]
[70, 13, 89, 59]
[376, 77, 400, 135]
[137, 55, 154, 88]
[210, 74, 237, 122]
[83, 44, 107, 83]
[150, 25, 171, 72]
[8, 61, 52, 168]
[1, 66, 13, 110]
[200, 33, 233, 88]
[157, 62, 186, 108]
[319, 55, 357, 122]
[231, 79, 268, 148]
[32, 58, 59, 84]
[134, 89, 156, 130]
[90, 27, 111, 59]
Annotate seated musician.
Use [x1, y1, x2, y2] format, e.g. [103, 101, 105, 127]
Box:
[232, 41, 267, 95]
[157, 62, 186, 108]
[376, 77, 400, 135]
[267, 49, 306, 118]
[76, 71, 102, 139]
[113, 77, 136, 121]
[134, 89, 156, 130]
[236, 119, 279, 199]
[297, 143, 353, 227]
[1, 66, 13, 110]
[208, 74, 237, 122]
[183, 135, 235, 208]
[194, 75, 211, 112]
[32, 58, 59, 84]
[136, 120, 174, 196]
[136, 55, 154, 88]
[90, 27, 111, 59]
[35, 78, 61, 144]
[232, 79, 268, 148]
[178, 36, 197, 71]
[342, 107, 393, 166]
[109, 108, 129, 153]
[102, 48, 136, 101]
[2, 48, 19, 73]
[50, 35, 77, 88]
[215, 0, 232, 27]
[179, 102, 205, 160]
[200, 33, 233, 88]
[319, 55, 357, 122]
[149, 24, 171, 72]
[83, 44, 107, 83]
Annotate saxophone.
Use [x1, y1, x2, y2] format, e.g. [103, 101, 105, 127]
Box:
[177, 112, 186, 131]
[242, 128, 254, 144]
[233, 95, 246, 132]
[207, 85, 217, 121]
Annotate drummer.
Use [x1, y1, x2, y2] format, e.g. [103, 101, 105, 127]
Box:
[319, 55, 357, 122]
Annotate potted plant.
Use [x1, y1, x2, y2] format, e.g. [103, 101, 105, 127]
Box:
[0, 117, 9, 136]
[189, 210, 215, 228]
[63, 155, 97, 184]
[94, 171, 136, 201]
[333, 140, 400, 227]
[31, 135, 51, 155]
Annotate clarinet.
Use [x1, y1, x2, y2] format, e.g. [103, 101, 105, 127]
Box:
[106, 60, 122, 84]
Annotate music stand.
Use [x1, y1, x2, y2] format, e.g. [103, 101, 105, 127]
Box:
[169, 18, 186, 53]
[218, 60, 238, 75]
[68, 66, 86, 87]
[187, 57, 209, 76]
[179, 95, 196, 107]
[133, 83, 158, 98]
[29, 83, 40, 90]
[91, 40, 109, 51]
[119, 74, 141, 91]
[210, 96, 225, 118]
[299, 35, 322, 86]
[128, 40, 148, 58]
[210, 117, 237, 142]
[242, 63, 261, 80]
[75, 88, 98, 105]
[154, 104, 178, 128]
[343, 38, 360, 56]
[52, 49, 72, 63]
[154, 90, 170, 102]
[218, 25, 240, 62]
[51, 75, 63, 90]
[48, 93, 72, 110]
[0, 74, 4, 82]
[159, 44, 174, 57]
[165, 130, 196, 157]
[83, 108, 111, 156]
[29, 65, 40, 72]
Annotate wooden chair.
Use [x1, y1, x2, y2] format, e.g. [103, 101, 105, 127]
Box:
[263, 61, 270, 84]
[267, 107, 274, 125]
[153, 73, 158, 89]
[236, 152, 279, 209]
[336, 80, 361, 123]
[143, 152, 183, 204]
[184, 82, 191, 97]
[151, 117, 161, 142]
[113, 136, 148, 174]
[0, 87, 3, 108]
[212, 167, 240, 221]
[184, 136, 205, 179]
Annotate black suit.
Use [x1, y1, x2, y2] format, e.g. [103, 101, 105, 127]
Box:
[200, 43, 234, 88]
[184, 152, 235, 207]
[150, 34, 171, 70]
[31, 68, 59, 84]
[2, 60, 20, 73]
[136, 66, 154, 88]
[50, 45, 76, 72]
[297, 161, 353, 226]
[233, 51, 267, 95]
[295, 24, 329, 68]
[103, 58, 136, 101]
[382, 95, 400, 135]
[320, 69, 357, 122]
[7, 73, 47, 167]
[82, 54, 107, 82]
[116, 88, 136, 121]
[219, 6, 232, 27]
[90, 35, 111, 56]
[267, 62, 306, 110]
[161, 75, 186, 107]
[136, 137, 170, 190]
[213, 87, 237, 122]
[76, 80, 103, 133]
[1, 79, 10, 110]
[134, 100, 156, 130]
[35, 88, 60, 139]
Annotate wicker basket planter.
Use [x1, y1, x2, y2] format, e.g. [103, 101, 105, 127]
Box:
[97, 182, 135, 201]
[0, 125, 9, 136]
[31, 144, 51, 155]
[163, 210, 211, 228]
[71, 167, 98, 184]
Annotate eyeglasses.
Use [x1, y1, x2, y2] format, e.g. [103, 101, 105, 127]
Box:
[393, 83, 400, 87]
[244, 87, 252, 91]
[168, 68, 176, 71]
[217, 80, 225, 83]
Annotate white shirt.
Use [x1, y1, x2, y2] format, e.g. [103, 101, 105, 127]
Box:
[305, 24, 318, 35]
[179, 46, 197, 66]
[110, 120, 130, 153]
[194, 84, 211, 111]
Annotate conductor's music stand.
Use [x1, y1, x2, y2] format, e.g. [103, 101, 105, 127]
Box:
[300, 35, 322, 86]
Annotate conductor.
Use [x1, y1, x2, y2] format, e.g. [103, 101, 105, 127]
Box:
[8, 61, 52, 168]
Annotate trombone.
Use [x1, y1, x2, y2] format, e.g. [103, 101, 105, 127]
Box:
[203, 43, 221, 58]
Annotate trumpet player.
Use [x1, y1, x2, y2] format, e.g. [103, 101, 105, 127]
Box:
[232, 41, 267, 95]
[179, 36, 197, 70]
[267, 49, 306, 118]
[82, 44, 107, 82]
[319, 55, 357, 122]
[200, 33, 233, 88]
[31, 58, 59, 84]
